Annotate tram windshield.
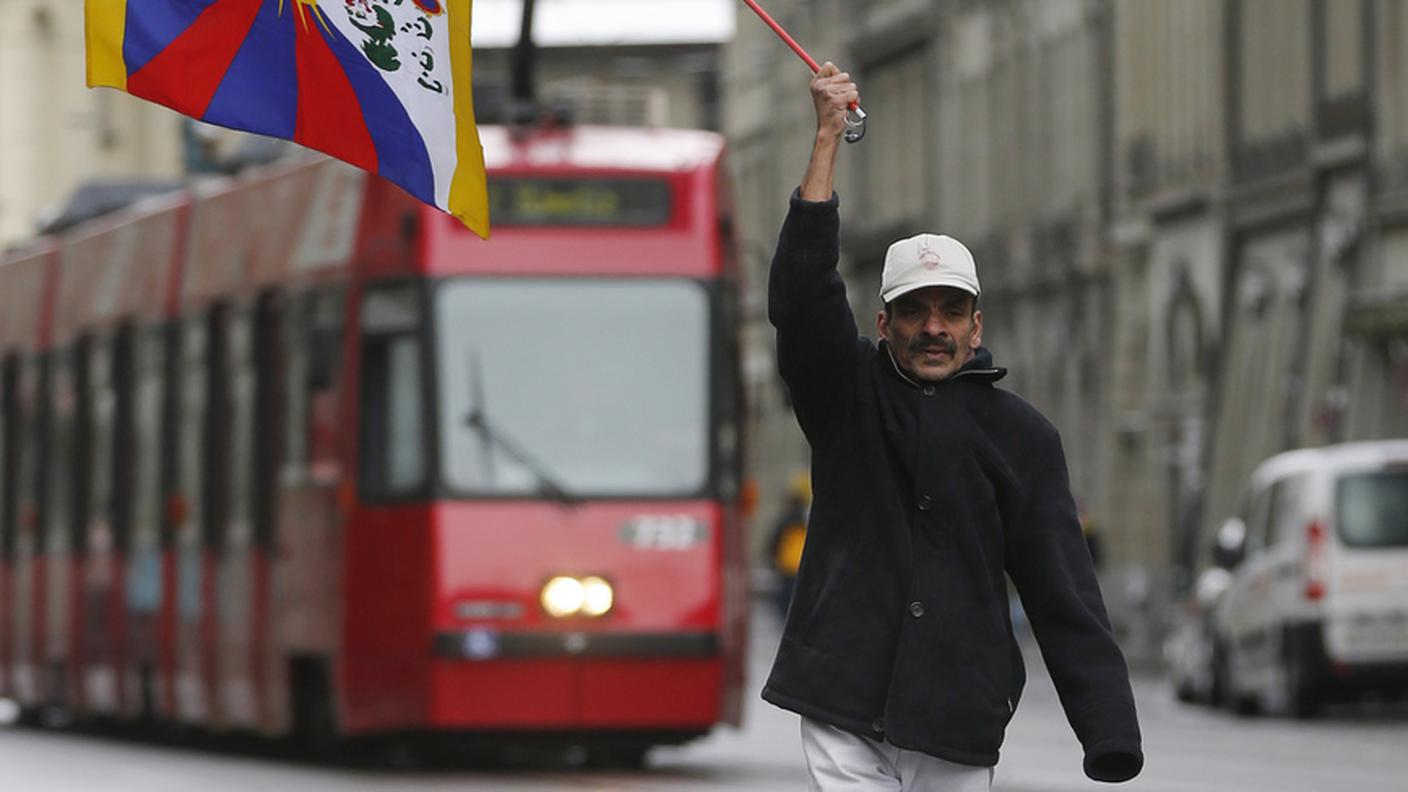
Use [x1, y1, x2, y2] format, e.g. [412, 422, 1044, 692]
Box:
[434, 278, 711, 499]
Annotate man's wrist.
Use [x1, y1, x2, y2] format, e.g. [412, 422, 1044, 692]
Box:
[798, 132, 840, 201]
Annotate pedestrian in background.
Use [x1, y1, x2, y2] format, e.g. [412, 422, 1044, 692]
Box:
[769, 470, 812, 620]
[1082, 506, 1105, 571]
[761, 62, 1143, 790]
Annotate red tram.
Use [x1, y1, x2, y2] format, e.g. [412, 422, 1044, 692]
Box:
[0, 125, 749, 760]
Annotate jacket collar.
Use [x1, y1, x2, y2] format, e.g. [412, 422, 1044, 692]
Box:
[880, 342, 1008, 388]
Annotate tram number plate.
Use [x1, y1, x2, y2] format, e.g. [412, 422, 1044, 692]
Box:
[620, 516, 707, 550]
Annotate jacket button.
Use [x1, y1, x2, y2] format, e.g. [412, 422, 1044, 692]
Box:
[922, 385, 936, 396]
[871, 717, 885, 733]
[909, 601, 925, 618]
[917, 495, 932, 511]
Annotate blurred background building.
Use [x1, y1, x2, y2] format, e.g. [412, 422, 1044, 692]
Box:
[0, 0, 185, 246]
[4, 0, 1408, 664]
[469, 0, 731, 129]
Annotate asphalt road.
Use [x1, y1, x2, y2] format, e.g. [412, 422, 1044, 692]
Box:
[1, 604, 1406, 791]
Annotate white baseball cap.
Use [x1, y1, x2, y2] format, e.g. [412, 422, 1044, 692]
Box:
[879, 233, 981, 304]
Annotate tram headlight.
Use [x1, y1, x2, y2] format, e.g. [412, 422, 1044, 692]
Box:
[541, 576, 585, 618]
[580, 576, 614, 617]
[540, 575, 614, 618]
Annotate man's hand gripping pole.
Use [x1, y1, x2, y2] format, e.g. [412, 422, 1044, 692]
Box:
[740, 0, 867, 142]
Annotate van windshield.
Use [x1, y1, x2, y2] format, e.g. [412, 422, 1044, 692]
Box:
[1336, 470, 1408, 548]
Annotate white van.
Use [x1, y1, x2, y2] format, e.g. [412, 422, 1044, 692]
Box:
[1211, 440, 1408, 717]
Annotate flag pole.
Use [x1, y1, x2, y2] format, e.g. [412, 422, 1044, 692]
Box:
[739, 0, 867, 142]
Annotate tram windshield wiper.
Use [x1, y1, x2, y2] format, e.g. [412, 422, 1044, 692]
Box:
[464, 350, 578, 506]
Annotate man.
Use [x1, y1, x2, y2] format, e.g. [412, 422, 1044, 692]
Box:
[762, 63, 1143, 791]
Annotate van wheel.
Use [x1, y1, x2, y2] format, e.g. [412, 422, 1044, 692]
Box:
[1210, 642, 1232, 709]
[1282, 634, 1324, 719]
[1217, 644, 1258, 717]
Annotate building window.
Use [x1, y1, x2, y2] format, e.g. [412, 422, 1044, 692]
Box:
[861, 48, 930, 228]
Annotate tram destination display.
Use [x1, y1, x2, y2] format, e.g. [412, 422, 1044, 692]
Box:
[487, 178, 672, 227]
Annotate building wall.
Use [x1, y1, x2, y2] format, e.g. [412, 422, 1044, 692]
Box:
[472, 44, 722, 129]
[0, 0, 185, 247]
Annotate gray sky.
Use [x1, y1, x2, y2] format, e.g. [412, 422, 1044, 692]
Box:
[471, 0, 736, 48]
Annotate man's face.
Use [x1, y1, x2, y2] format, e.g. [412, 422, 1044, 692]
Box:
[877, 286, 983, 382]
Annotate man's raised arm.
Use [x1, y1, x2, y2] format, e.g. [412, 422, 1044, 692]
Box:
[800, 62, 858, 202]
[767, 63, 863, 442]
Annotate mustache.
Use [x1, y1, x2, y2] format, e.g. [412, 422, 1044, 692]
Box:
[909, 334, 956, 355]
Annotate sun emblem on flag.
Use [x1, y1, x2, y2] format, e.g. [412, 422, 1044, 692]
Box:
[281, 0, 333, 32]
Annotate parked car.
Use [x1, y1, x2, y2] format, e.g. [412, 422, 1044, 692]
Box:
[1165, 564, 1232, 704]
[1209, 440, 1408, 718]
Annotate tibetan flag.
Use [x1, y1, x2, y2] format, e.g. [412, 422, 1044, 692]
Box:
[85, 0, 490, 238]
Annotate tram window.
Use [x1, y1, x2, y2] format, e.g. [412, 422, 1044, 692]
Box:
[45, 349, 76, 558]
[176, 316, 207, 547]
[131, 326, 164, 551]
[109, 326, 134, 553]
[203, 308, 230, 551]
[281, 295, 310, 477]
[1, 355, 14, 558]
[86, 336, 119, 555]
[226, 306, 256, 545]
[252, 294, 281, 549]
[282, 288, 345, 479]
[360, 335, 426, 497]
[359, 285, 426, 498]
[125, 325, 164, 615]
[308, 289, 345, 393]
[14, 358, 38, 548]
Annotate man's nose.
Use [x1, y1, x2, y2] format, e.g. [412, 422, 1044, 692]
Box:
[923, 310, 945, 335]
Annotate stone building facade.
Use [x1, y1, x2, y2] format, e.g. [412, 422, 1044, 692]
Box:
[0, 0, 185, 248]
[724, 0, 1408, 657]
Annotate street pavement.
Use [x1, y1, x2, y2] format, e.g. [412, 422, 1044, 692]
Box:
[1, 602, 1406, 791]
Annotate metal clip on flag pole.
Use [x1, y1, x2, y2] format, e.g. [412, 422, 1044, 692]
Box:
[740, 0, 867, 143]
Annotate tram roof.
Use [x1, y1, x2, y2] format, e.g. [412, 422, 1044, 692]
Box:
[480, 125, 726, 173]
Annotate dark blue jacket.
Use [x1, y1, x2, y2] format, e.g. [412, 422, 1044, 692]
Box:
[761, 191, 1143, 782]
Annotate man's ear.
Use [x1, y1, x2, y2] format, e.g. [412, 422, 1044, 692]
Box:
[970, 309, 983, 349]
[876, 310, 890, 342]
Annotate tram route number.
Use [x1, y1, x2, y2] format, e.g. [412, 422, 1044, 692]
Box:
[620, 516, 708, 550]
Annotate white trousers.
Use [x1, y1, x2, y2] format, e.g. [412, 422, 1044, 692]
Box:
[801, 717, 994, 792]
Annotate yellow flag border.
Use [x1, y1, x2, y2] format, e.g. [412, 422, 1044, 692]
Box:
[447, 0, 490, 239]
[86, 0, 129, 90]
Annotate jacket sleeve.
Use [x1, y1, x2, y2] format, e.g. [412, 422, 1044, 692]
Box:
[767, 190, 861, 443]
[1005, 431, 1144, 784]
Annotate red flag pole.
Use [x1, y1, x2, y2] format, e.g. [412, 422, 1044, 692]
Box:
[739, 0, 867, 142]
